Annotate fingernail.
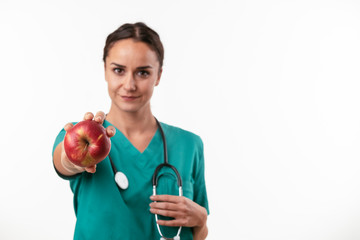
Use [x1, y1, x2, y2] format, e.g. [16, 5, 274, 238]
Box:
[150, 196, 154, 200]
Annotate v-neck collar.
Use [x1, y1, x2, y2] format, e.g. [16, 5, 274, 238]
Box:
[103, 119, 160, 155]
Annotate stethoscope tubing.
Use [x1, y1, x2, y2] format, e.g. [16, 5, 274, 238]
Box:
[108, 117, 183, 239]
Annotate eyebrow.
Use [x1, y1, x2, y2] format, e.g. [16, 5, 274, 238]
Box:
[110, 62, 153, 70]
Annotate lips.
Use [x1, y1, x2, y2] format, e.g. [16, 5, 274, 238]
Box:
[121, 95, 139, 101]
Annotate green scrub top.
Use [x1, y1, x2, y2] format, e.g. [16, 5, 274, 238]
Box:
[52, 120, 209, 240]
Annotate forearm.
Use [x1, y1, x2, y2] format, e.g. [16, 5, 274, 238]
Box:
[193, 223, 208, 240]
[192, 206, 208, 240]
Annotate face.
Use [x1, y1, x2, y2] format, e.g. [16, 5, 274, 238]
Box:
[104, 39, 162, 114]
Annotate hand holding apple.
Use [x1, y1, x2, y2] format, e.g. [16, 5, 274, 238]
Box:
[60, 111, 115, 174]
[64, 119, 111, 167]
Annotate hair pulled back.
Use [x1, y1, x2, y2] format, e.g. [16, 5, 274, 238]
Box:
[103, 22, 164, 69]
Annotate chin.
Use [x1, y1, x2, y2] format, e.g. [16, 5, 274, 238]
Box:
[116, 103, 147, 114]
[111, 96, 150, 114]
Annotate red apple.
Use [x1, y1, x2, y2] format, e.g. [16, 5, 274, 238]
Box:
[64, 119, 111, 167]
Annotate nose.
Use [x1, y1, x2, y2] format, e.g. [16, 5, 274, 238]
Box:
[122, 73, 136, 91]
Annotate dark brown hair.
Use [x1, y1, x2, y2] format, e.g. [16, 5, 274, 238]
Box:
[103, 22, 164, 69]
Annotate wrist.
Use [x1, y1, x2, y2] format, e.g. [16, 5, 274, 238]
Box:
[196, 206, 208, 228]
[193, 207, 208, 240]
[61, 155, 84, 175]
[194, 223, 207, 232]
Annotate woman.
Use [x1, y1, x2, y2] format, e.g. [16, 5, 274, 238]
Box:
[52, 22, 209, 240]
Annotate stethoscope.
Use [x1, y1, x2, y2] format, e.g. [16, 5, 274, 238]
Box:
[109, 118, 183, 240]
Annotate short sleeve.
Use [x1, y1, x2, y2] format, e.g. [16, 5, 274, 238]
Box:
[193, 137, 210, 215]
[52, 128, 66, 156]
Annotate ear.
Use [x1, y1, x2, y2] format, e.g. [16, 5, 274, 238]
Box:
[155, 68, 162, 86]
[104, 63, 108, 82]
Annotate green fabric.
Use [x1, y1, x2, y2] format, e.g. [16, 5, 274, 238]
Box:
[52, 120, 209, 240]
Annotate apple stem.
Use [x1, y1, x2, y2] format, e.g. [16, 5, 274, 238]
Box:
[81, 138, 90, 151]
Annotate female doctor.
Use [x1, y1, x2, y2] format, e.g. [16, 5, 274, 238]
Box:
[52, 22, 209, 239]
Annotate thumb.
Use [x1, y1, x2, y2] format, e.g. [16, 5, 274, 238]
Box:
[85, 165, 97, 173]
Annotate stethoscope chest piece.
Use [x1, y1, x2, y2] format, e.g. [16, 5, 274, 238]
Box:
[161, 237, 179, 240]
[115, 171, 129, 190]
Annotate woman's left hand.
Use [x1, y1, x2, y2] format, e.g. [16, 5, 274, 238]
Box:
[149, 195, 207, 228]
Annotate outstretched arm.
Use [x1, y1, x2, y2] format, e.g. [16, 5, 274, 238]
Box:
[53, 111, 115, 176]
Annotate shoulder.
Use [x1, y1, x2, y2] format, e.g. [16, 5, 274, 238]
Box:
[159, 122, 203, 149]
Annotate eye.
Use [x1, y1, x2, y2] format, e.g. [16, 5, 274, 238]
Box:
[137, 70, 150, 78]
[113, 68, 124, 74]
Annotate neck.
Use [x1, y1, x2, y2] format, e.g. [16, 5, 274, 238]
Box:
[105, 104, 157, 137]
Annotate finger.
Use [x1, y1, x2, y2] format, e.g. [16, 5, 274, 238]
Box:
[156, 219, 188, 227]
[149, 202, 178, 211]
[149, 208, 179, 218]
[94, 111, 106, 123]
[150, 195, 183, 203]
[106, 126, 116, 137]
[85, 165, 97, 173]
[64, 122, 74, 132]
[84, 112, 94, 121]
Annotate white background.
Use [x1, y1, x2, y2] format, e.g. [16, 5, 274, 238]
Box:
[1, 0, 360, 239]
